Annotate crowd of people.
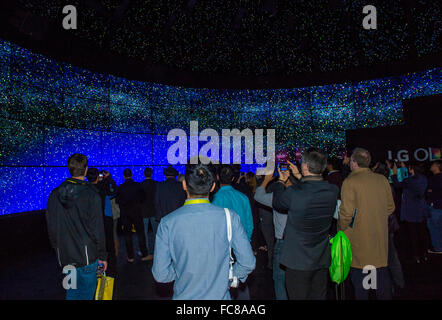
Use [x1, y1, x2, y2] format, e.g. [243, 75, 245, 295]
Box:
[45, 148, 442, 300]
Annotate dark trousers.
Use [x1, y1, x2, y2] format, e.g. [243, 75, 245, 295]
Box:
[230, 282, 250, 300]
[103, 216, 117, 277]
[407, 221, 429, 259]
[143, 217, 159, 255]
[230, 243, 252, 300]
[350, 267, 392, 300]
[285, 267, 328, 300]
[251, 208, 266, 252]
[259, 209, 275, 268]
[329, 218, 338, 237]
[388, 233, 404, 288]
[121, 214, 148, 260]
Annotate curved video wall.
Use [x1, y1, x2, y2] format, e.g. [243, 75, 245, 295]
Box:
[0, 38, 441, 215]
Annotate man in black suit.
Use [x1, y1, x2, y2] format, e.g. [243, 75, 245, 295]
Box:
[117, 168, 151, 263]
[155, 165, 186, 222]
[272, 148, 339, 300]
[139, 167, 157, 256]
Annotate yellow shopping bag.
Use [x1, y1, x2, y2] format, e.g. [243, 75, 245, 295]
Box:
[95, 274, 114, 300]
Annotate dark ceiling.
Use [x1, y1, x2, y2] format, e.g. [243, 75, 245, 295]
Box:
[0, 0, 441, 89]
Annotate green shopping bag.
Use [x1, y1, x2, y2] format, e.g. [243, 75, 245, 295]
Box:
[329, 231, 352, 284]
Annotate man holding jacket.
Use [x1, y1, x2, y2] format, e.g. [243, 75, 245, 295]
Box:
[46, 153, 107, 300]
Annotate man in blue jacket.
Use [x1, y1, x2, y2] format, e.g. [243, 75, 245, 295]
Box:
[213, 165, 254, 242]
[212, 165, 254, 300]
[152, 163, 255, 299]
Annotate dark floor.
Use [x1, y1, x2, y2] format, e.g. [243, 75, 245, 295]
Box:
[1, 222, 441, 300]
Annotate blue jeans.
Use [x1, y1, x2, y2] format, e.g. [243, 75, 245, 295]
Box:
[273, 239, 288, 300]
[65, 260, 98, 300]
[428, 206, 442, 251]
[144, 217, 159, 255]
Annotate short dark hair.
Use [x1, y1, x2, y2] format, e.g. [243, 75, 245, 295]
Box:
[302, 148, 327, 174]
[246, 172, 255, 179]
[409, 161, 425, 175]
[373, 162, 389, 179]
[67, 153, 88, 177]
[86, 167, 99, 183]
[231, 164, 241, 180]
[351, 148, 371, 168]
[144, 167, 153, 178]
[185, 163, 215, 196]
[123, 168, 133, 178]
[219, 165, 234, 185]
[327, 157, 342, 171]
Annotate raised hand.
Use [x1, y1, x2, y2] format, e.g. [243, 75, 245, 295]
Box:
[287, 160, 299, 174]
[393, 162, 398, 175]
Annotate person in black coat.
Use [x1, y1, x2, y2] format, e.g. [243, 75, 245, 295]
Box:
[392, 162, 429, 263]
[326, 157, 343, 192]
[139, 167, 157, 256]
[427, 160, 442, 253]
[155, 166, 186, 222]
[428, 160, 442, 210]
[272, 148, 339, 300]
[86, 168, 118, 278]
[117, 168, 150, 262]
[234, 170, 267, 260]
[373, 162, 405, 290]
[46, 154, 107, 300]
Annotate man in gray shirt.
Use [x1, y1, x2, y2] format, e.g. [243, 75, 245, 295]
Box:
[254, 173, 290, 300]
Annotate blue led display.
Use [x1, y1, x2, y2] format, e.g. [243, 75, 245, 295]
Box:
[0, 118, 44, 166]
[0, 37, 441, 215]
[110, 104, 151, 133]
[0, 167, 44, 215]
[44, 127, 101, 167]
[102, 132, 153, 166]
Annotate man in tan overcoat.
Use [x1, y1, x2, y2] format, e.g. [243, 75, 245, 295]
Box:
[339, 148, 395, 300]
